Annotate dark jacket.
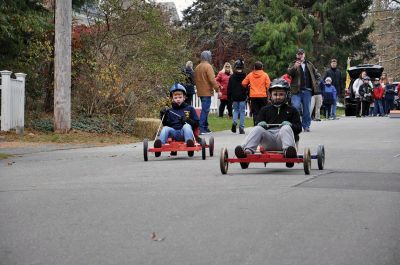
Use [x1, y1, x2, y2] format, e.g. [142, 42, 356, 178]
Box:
[288, 60, 321, 95]
[324, 68, 344, 96]
[160, 102, 199, 130]
[359, 83, 373, 102]
[227, 71, 247, 101]
[183, 67, 195, 95]
[255, 103, 302, 136]
[322, 84, 337, 105]
[384, 84, 396, 100]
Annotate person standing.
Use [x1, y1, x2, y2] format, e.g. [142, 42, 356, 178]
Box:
[182, 61, 195, 105]
[287, 48, 321, 132]
[321, 77, 337, 119]
[352, 71, 367, 117]
[310, 80, 323, 121]
[194, 50, 221, 135]
[227, 59, 247, 134]
[216, 62, 233, 118]
[324, 59, 344, 119]
[384, 77, 396, 115]
[358, 76, 373, 117]
[241, 61, 271, 125]
[372, 77, 384, 116]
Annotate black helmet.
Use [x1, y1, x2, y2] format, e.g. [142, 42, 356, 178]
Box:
[169, 83, 186, 96]
[269, 78, 290, 92]
[269, 78, 290, 107]
[234, 59, 244, 69]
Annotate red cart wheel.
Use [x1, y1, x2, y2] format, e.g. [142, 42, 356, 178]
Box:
[220, 147, 229, 174]
[303, 148, 311, 175]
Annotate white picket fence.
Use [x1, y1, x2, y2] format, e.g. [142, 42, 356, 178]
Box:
[191, 92, 251, 117]
[0, 70, 27, 132]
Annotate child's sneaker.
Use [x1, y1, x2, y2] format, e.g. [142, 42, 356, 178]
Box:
[235, 145, 249, 158]
[284, 146, 297, 168]
[231, 123, 237, 133]
[186, 139, 195, 157]
[239, 127, 245, 134]
[154, 139, 162, 157]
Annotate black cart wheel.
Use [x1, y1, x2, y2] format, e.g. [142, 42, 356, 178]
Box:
[317, 144, 325, 170]
[220, 148, 229, 174]
[240, 162, 249, 169]
[303, 148, 311, 175]
[143, 139, 148, 161]
[201, 138, 206, 160]
[209, 136, 214, 157]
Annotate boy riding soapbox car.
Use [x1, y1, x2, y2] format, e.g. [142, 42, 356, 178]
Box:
[219, 139, 325, 175]
[143, 111, 214, 161]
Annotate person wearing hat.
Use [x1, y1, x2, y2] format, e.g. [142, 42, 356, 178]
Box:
[321, 77, 337, 119]
[372, 77, 384, 116]
[227, 59, 247, 134]
[358, 76, 373, 117]
[155, 83, 200, 153]
[194, 50, 222, 135]
[287, 48, 321, 132]
[324, 59, 344, 119]
[234, 78, 302, 168]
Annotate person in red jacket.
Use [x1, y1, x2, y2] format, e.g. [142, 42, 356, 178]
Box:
[242, 61, 271, 125]
[216, 62, 233, 118]
[372, 77, 385, 116]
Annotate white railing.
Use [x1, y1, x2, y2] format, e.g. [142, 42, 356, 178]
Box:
[192, 92, 251, 117]
[0, 70, 26, 132]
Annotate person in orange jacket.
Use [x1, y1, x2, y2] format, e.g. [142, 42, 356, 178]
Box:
[241, 61, 271, 125]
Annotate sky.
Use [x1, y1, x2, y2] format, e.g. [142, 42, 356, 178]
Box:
[156, 0, 194, 18]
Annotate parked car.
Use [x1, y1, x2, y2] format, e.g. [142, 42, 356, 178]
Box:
[344, 64, 384, 116]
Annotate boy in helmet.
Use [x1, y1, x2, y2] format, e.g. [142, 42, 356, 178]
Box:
[154, 83, 200, 152]
[235, 78, 302, 167]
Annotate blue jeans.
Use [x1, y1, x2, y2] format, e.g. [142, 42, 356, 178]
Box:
[159, 124, 193, 144]
[331, 97, 337, 118]
[291, 89, 312, 129]
[232, 101, 246, 129]
[373, 99, 384, 116]
[200, 96, 211, 133]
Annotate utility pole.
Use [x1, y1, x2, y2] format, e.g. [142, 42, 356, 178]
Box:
[54, 0, 72, 133]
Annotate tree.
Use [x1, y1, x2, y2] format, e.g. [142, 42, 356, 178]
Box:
[367, 0, 400, 79]
[71, 0, 189, 120]
[251, 0, 375, 77]
[181, 0, 263, 69]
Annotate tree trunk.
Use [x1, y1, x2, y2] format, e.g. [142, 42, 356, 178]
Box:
[54, 0, 72, 133]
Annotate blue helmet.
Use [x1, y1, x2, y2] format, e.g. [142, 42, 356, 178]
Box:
[169, 83, 186, 96]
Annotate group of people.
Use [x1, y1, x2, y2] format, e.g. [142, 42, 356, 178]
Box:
[155, 48, 398, 162]
[351, 71, 398, 117]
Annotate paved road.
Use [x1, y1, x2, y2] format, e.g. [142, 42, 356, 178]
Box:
[1, 117, 400, 265]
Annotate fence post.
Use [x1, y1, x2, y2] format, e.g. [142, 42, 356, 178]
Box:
[15, 73, 27, 134]
[1, 70, 12, 131]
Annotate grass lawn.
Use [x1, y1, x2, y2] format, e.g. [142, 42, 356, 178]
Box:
[0, 153, 13, 160]
[0, 130, 138, 146]
[208, 113, 254, 132]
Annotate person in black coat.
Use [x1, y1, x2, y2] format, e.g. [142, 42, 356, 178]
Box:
[324, 59, 344, 119]
[182, 61, 195, 105]
[227, 59, 247, 134]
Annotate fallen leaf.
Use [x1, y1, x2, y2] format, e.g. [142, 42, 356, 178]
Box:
[150, 232, 165, 242]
